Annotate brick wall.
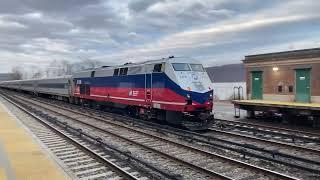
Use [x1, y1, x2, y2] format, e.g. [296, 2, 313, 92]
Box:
[246, 62, 320, 98]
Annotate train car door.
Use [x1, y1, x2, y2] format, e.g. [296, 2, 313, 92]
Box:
[251, 71, 263, 100]
[80, 84, 85, 95]
[145, 65, 153, 107]
[80, 83, 90, 95]
[68, 79, 73, 96]
[295, 68, 311, 102]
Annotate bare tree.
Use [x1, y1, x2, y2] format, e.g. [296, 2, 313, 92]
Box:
[60, 60, 72, 75]
[78, 56, 102, 70]
[32, 71, 42, 79]
[13, 58, 101, 79]
[27, 65, 44, 79]
[11, 66, 24, 80]
[45, 68, 50, 78]
[44, 59, 74, 77]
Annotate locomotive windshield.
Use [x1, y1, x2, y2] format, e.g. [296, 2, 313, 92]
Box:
[190, 64, 205, 72]
[172, 63, 205, 72]
[172, 63, 191, 71]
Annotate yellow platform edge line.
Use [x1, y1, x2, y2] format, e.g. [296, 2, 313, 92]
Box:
[0, 168, 7, 180]
[0, 102, 67, 180]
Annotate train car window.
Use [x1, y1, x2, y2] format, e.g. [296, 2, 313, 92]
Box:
[80, 84, 86, 94]
[119, 68, 128, 75]
[113, 68, 119, 76]
[39, 83, 68, 89]
[190, 64, 205, 72]
[153, 64, 163, 72]
[288, 85, 293, 93]
[278, 86, 283, 93]
[91, 71, 95, 78]
[22, 84, 32, 87]
[172, 63, 191, 71]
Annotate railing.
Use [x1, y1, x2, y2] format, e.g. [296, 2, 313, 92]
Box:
[233, 86, 244, 118]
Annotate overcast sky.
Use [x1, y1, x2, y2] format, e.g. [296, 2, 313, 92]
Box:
[0, 0, 319, 72]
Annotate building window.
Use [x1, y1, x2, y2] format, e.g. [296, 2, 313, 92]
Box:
[288, 85, 293, 93]
[278, 86, 283, 93]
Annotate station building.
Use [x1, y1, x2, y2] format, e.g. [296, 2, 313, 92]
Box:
[233, 48, 320, 123]
[244, 48, 320, 103]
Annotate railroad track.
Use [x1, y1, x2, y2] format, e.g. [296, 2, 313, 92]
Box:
[213, 118, 320, 146]
[206, 126, 320, 154]
[7, 91, 320, 178]
[29, 93, 320, 159]
[0, 94, 175, 180]
[4, 92, 298, 180]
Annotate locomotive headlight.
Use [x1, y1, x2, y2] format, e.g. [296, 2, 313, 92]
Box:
[186, 94, 192, 105]
[209, 93, 213, 100]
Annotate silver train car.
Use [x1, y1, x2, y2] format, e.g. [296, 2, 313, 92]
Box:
[0, 76, 71, 100]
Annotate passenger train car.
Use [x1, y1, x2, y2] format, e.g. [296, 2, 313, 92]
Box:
[0, 57, 214, 130]
[1, 77, 71, 100]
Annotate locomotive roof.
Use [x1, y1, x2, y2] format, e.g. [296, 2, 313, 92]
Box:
[1, 57, 203, 83]
[78, 56, 198, 73]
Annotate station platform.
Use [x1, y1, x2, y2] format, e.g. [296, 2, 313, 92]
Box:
[0, 102, 67, 180]
[233, 100, 320, 110]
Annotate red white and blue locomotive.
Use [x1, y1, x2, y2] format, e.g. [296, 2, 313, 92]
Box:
[0, 57, 214, 130]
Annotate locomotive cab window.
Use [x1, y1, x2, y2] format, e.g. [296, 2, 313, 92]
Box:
[190, 64, 205, 72]
[113, 68, 119, 76]
[153, 64, 163, 72]
[172, 63, 191, 71]
[119, 68, 128, 76]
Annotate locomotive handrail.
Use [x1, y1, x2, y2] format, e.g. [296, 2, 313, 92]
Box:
[233, 86, 244, 118]
[233, 86, 244, 100]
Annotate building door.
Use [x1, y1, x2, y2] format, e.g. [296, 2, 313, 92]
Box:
[251, 71, 263, 100]
[295, 69, 311, 102]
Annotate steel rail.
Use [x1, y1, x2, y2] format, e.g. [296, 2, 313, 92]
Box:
[208, 127, 320, 155]
[12, 94, 299, 180]
[215, 118, 320, 139]
[0, 94, 140, 180]
[11, 91, 320, 174]
[21, 93, 320, 166]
